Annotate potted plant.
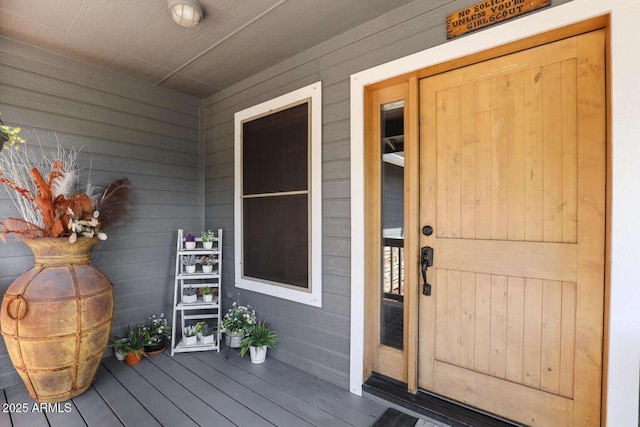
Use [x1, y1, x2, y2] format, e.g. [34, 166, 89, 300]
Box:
[184, 233, 196, 250]
[110, 337, 129, 361]
[221, 303, 256, 348]
[182, 287, 197, 303]
[201, 229, 215, 249]
[143, 313, 171, 355]
[123, 325, 150, 366]
[183, 325, 197, 346]
[200, 324, 215, 345]
[201, 286, 215, 302]
[198, 255, 216, 273]
[240, 320, 278, 364]
[182, 254, 197, 273]
[194, 321, 206, 340]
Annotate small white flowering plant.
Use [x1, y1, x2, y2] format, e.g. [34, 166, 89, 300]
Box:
[201, 229, 215, 242]
[221, 303, 256, 336]
[143, 313, 171, 349]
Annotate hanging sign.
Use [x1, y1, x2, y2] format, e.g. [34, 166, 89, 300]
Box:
[446, 0, 550, 39]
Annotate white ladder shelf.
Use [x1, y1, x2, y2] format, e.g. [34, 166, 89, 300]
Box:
[170, 228, 223, 355]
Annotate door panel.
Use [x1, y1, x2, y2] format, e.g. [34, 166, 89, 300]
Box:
[418, 30, 605, 426]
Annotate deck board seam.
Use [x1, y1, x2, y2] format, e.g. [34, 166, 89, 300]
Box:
[145, 353, 261, 426]
[190, 351, 330, 427]
[98, 362, 163, 426]
[209, 350, 378, 426]
[174, 353, 278, 426]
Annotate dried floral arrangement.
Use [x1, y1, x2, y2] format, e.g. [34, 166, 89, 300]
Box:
[0, 126, 131, 243]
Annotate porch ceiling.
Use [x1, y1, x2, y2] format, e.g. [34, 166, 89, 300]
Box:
[0, 0, 417, 98]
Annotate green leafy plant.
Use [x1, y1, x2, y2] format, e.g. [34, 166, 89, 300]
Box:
[201, 286, 215, 296]
[0, 115, 25, 151]
[110, 325, 150, 357]
[127, 325, 151, 353]
[201, 325, 213, 337]
[239, 320, 278, 357]
[183, 287, 197, 296]
[201, 229, 215, 242]
[194, 321, 207, 334]
[221, 303, 256, 336]
[109, 337, 130, 354]
[195, 321, 213, 337]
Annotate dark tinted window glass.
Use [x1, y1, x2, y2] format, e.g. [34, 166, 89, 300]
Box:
[242, 102, 309, 195]
[380, 101, 405, 350]
[242, 195, 309, 288]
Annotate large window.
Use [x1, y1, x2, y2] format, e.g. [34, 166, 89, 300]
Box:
[234, 82, 322, 307]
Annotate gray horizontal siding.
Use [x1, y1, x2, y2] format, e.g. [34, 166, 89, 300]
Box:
[0, 0, 572, 392]
[203, 0, 572, 390]
[0, 38, 199, 112]
[0, 37, 201, 388]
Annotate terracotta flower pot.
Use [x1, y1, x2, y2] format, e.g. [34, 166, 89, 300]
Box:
[0, 237, 114, 403]
[124, 351, 144, 366]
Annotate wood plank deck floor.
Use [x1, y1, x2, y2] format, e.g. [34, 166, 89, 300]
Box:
[0, 349, 405, 427]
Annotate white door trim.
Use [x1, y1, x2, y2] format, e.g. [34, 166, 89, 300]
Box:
[350, 1, 640, 426]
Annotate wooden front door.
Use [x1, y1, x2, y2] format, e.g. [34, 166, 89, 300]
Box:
[418, 30, 605, 426]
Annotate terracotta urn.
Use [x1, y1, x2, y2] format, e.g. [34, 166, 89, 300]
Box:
[0, 237, 114, 403]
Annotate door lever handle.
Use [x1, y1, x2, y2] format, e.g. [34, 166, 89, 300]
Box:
[421, 246, 434, 296]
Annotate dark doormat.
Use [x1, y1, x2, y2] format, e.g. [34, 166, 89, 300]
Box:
[373, 408, 419, 427]
[365, 373, 522, 427]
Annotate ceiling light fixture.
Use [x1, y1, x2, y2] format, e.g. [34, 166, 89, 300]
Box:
[168, 0, 203, 28]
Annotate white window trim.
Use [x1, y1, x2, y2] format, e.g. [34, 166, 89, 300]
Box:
[234, 81, 322, 307]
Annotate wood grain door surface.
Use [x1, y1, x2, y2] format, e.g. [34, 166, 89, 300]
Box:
[417, 30, 605, 426]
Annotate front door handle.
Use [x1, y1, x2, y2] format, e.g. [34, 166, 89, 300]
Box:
[421, 246, 434, 296]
